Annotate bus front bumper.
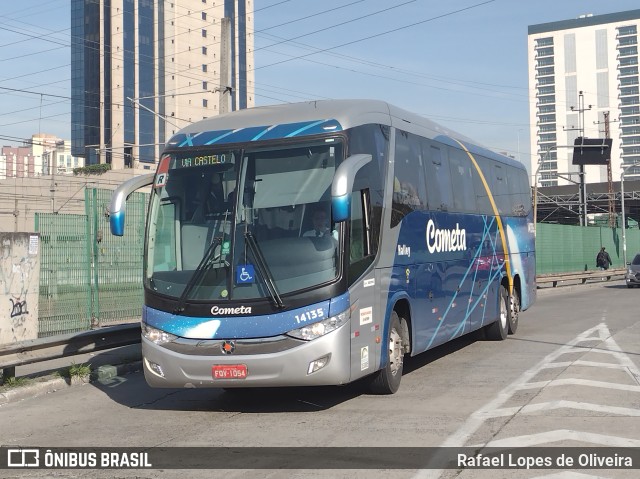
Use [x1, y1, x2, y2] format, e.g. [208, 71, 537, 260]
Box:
[141, 323, 353, 388]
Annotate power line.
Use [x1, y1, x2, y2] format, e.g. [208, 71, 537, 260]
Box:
[0, 0, 541, 153]
[254, 1, 497, 71]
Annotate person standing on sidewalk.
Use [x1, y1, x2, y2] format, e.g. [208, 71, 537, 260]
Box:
[596, 246, 613, 280]
[596, 247, 613, 270]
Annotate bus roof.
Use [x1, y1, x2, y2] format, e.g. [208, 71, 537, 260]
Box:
[167, 99, 525, 171]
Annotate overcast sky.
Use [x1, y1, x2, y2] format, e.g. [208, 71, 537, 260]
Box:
[1, 0, 639, 173]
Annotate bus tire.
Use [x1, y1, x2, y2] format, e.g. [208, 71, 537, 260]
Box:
[485, 285, 508, 341]
[508, 289, 520, 335]
[369, 312, 404, 394]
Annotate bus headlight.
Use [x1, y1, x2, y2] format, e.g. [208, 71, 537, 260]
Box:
[142, 322, 178, 344]
[286, 311, 349, 341]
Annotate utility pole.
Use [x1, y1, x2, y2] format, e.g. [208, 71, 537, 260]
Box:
[594, 111, 618, 227]
[569, 91, 592, 226]
[14, 197, 18, 232]
[47, 149, 56, 213]
[219, 17, 232, 114]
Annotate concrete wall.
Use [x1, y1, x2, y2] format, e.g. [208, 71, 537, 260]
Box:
[0, 233, 41, 344]
[0, 167, 151, 233]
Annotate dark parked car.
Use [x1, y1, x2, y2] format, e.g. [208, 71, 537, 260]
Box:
[625, 253, 640, 288]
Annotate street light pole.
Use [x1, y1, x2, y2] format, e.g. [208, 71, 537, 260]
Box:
[621, 170, 627, 266]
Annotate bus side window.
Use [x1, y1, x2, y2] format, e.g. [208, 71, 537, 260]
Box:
[519, 169, 533, 213]
[491, 162, 511, 215]
[507, 167, 531, 216]
[348, 124, 388, 258]
[391, 130, 427, 228]
[449, 147, 478, 213]
[423, 142, 452, 212]
[473, 156, 493, 215]
[349, 190, 373, 284]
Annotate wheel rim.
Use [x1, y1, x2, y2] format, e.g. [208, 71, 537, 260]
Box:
[500, 294, 508, 329]
[388, 327, 403, 375]
[510, 295, 519, 325]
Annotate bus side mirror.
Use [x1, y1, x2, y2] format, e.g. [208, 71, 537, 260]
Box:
[331, 154, 372, 222]
[109, 173, 154, 236]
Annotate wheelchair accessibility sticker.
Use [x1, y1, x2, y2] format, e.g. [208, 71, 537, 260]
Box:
[236, 265, 255, 284]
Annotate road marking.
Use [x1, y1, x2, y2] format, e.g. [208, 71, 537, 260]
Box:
[470, 430, 640, 448]
[413, 323, 640, 479]
[482, 400, 640, 418]
[530, 472, 614, 479]
[540, 361, 630, 370]
[519, 378, 640, 392]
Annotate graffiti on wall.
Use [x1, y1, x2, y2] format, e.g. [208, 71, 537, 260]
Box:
[0, 233, 40, 344]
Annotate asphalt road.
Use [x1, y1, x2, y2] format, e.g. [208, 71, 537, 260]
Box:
[1, 281, 639, 479]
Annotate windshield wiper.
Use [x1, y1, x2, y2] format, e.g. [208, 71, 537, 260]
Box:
[244, 231, 284, 309]
[174, 236, 223, 313]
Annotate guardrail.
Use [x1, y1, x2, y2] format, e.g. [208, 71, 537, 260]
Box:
[0, 323, 141, 385]
[0, 268, 631, 384]
[536, 268, 627, 288]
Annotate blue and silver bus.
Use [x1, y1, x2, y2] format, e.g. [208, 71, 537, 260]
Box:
[110, 100, 536, 394]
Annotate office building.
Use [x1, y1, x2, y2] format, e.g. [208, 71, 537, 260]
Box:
[528, 10, 640, 187]
[71, 0, 254, 170]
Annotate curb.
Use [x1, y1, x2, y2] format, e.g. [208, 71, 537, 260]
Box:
[537, 277, 625, 296]
[0, 360, 142, 406]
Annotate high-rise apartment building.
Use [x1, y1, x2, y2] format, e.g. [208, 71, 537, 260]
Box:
[528, 10, 640, 187]
[71, 0, 254, 170]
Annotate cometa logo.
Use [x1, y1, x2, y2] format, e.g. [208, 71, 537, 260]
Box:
[211, 305, 252, 315]
[426, 219, 467, 253]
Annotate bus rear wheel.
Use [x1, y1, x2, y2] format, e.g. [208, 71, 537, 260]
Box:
[508, 289, 520, 335]
[369, 312, 404, 394]
[485, 285, 508, 341]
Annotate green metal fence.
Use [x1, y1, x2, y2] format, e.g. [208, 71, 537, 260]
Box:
[35, 213, 91, 337]
[86, 188, 148, 326]
[536, 223, 640, 274]
[35, 188, 148, 337]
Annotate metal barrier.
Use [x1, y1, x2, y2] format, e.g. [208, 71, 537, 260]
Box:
[0, 323, 141, 385]
[536, 268, 627, 288]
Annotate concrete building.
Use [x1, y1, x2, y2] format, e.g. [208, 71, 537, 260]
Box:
[31, 134, 85, 176]
[0, 146, 35, 180]
[528, 10, 640, 187]
[71, 0, 254, 170]
[0, 135, 84, 180]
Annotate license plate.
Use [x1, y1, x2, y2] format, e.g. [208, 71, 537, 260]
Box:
[212, 364, 248, 379]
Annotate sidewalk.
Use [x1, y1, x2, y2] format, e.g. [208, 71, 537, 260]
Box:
[0, 343, 142, 406]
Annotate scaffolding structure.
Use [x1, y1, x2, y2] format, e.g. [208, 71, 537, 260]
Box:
[535, 179, 640, 226]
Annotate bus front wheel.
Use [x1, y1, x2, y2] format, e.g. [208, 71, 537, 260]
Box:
[485, 285, 508, 341]
[369, 312, 404, 395]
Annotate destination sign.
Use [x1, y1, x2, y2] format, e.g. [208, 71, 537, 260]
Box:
[168, 152, 235, 169]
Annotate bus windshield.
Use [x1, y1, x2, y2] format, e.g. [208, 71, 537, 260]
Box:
[145, 140, 343, 303]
